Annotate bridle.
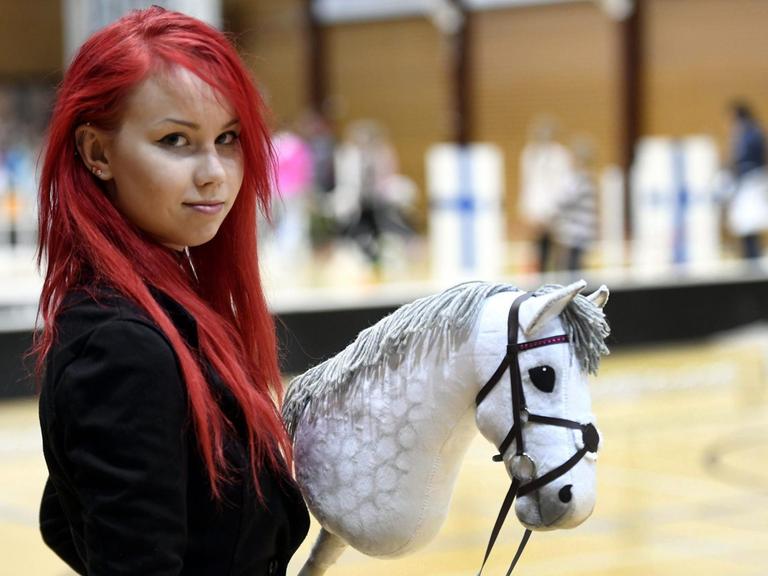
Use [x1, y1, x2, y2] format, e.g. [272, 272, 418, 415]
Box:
[475, 292, 601, 575]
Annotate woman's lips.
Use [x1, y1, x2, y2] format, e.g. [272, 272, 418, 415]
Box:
[184, 202, 224, 215]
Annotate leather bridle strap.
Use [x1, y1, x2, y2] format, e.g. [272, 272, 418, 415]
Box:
[475, 357, 513, 405]
[476, 482, 532, 576]
[505, 529, 532, 576]
[518, 422, 600, 497]
[518, 447, 587, 497]
[475, 335, 568, 405]
[476, 478, 520, 576]
[475, 292, 578, 576]
[476, 293, 534, 576]
[475, 291, 600, 575]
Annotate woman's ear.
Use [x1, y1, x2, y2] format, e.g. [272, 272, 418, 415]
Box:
[75, 124, 113, 180]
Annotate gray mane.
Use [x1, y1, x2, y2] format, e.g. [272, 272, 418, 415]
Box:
[282, 282, 610, 438]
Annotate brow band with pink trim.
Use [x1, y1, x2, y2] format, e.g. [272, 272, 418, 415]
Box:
[515, 334, 569, 351]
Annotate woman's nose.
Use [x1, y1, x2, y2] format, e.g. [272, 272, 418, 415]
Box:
[194, 150, 226, 188]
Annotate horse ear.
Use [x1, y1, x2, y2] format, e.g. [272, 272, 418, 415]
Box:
[586, 284, 610, 308]
[520, 280, 587, 336]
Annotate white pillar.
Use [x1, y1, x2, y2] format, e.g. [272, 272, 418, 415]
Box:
[599, 165, 625, 269]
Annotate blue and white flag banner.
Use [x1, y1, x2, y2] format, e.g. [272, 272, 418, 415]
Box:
[630, 136, 720, 271]
[426, 143, 504, 280]
[64, 0, 221, 63]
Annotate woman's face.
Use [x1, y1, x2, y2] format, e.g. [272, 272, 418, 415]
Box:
[103, 68, 244, 250]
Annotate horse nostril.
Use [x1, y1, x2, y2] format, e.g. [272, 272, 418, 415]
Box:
[558, 484, 573, 503]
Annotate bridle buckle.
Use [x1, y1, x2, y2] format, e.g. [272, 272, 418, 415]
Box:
[510, 453, 536, 483]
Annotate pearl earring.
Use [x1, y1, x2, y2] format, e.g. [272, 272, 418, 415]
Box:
[91, 166, 103, 177]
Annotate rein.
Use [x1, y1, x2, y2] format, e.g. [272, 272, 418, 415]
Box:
[475, 292, 600, 575]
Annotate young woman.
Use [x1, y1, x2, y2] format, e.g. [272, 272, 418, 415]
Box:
[35, 7, 309, 575]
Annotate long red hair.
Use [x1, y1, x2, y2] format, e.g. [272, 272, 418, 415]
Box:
[35, 6, 289, 498]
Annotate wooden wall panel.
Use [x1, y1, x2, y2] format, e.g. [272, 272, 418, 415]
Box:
[472, 3, 621, 240]
[644, 0, 768, 154]
[224, 0, 307, 128]
[324, 18, 450, 204]
[0, 0, 62, 77]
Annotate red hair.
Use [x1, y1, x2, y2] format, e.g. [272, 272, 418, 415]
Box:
[35, 6, 289, 498]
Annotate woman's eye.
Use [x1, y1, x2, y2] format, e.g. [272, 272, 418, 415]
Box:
[528, 365, 556, 393]
[159, 133, 188, 147]
[216, 131, 239, 145]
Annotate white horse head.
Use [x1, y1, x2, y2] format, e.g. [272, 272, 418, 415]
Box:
[283, 281, 610, 575]
[474, 280, 609, 531]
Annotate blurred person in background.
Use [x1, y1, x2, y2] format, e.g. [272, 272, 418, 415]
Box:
[553, 135, 598, 272]
[297, 109, 336, 195]
[725, 100, 768, 260]
[519, 115, 573, 273]
[262, 126, 314, 283]
[295, 110, 339, 253]
[34, 7, 309, 575]
[332, 119, 415, 267]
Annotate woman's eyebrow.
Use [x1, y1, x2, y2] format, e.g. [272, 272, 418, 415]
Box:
[155, 117, 240, 129]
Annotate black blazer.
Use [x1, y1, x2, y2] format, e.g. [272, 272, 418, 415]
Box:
[38, 288, 309, 575]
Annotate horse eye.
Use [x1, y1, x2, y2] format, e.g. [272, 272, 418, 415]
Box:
[528, 365, 556, 393]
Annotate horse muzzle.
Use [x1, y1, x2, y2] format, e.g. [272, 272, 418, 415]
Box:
[504, 423, 601, 530]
